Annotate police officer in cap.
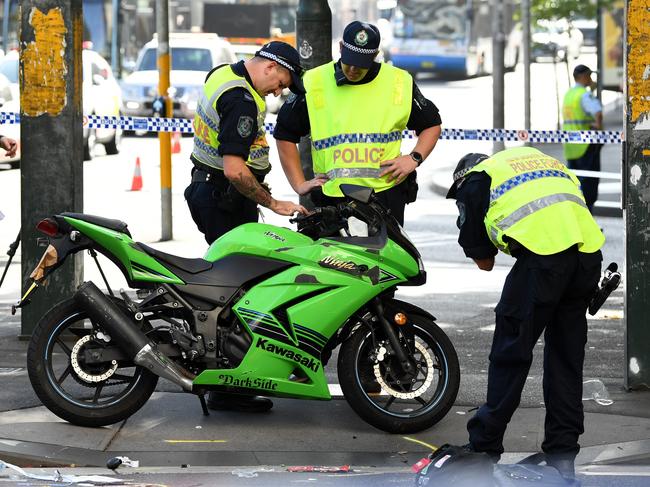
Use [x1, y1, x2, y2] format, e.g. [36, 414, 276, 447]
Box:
[274, 21, 442, 225]
[184, 41, 309, 412]
[562, 64, 603, 213]
[447, 147, 604, 481]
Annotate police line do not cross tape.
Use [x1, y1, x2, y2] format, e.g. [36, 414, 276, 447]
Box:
[0, 112, 623, 145]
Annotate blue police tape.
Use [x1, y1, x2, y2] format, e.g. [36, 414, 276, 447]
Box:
[0, 112, 623, 144]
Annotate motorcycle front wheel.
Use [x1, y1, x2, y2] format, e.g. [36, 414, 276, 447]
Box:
[27, 297, 159, 427]
[338, 312, 460, 433]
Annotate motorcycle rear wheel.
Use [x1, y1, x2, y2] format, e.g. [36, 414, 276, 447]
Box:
[338, 312, 459, 433]
[27, 297, 159, 427]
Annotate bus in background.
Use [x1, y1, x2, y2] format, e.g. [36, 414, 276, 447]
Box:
[384, 0, 521, 78]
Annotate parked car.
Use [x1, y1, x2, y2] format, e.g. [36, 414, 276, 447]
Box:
[531, 20, 583, 62]
[120, 33, 238, 122]
[231, 43, 288, 114]
[0, 49, 122, 162]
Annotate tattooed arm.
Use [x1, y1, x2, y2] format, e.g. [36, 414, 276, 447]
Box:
[223, 155, 308, 216]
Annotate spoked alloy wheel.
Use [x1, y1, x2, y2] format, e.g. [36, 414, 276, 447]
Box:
[27, 298, 158, 427]
[338, 313, 459, 433]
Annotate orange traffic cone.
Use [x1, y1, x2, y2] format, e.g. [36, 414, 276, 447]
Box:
[130, 157, 143, 191]
[172, 132, 181, 154]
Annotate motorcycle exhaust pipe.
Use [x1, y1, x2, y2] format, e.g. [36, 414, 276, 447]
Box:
[74, 281, 195, 392]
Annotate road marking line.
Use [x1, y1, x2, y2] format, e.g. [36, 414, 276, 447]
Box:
[164, 440, 227, 443]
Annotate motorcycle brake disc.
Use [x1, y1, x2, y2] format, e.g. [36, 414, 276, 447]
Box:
[70, 334, 118, 384]
[373, 340, 435, 399]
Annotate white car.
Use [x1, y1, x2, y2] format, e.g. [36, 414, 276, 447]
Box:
[120, 33, 238, 121]
[0, 49, 123, 163]
[532, 20, 583, 62]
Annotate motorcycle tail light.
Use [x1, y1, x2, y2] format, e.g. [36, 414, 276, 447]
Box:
[36, 218, 59, 237]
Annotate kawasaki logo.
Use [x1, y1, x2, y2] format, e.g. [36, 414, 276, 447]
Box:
[219, 374, 278, 391]
[256, 338, 319, 372]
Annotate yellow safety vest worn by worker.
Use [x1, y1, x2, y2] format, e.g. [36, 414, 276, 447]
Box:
[467, 147, 604, 256]
[562, 85, 593, 161]
[304, 61, 413, 197]
[192, 65, 269, 172]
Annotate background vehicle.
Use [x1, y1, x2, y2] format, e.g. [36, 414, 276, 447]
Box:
[573, 18, 597, 49]
[24, 186, 460, 434]
[531, 19, 583, 63]
[0, 48, 122, 163]
[120, 33, 237, 121]
[385, 0, 521, 78]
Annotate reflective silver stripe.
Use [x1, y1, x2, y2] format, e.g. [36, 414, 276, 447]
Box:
[193, 137, 224, 170]
[197, 79, 249, 132]
[495, 193, 587, 231]
[326, 167, 382, 179]
[489, 226, 507, 251]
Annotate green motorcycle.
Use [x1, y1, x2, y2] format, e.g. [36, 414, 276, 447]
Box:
[21, 185, 459, 433]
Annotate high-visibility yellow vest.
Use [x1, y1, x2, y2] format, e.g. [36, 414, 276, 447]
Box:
[304, 61, 413, 197]
[562, 85, 593, 160]
[467, 147, 604, 256]
[192, 65, 269, 172]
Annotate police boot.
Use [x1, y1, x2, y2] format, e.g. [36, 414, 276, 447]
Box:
[206, 391, 273, 413]
[545, 453, 577, 483]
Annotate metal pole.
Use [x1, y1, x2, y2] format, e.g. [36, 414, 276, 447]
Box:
[156, 0, 172, 241]
[596, 0, 603, 101]
[624, 0, 650, 389]
[296, 0, 331, 209]
[491, 0, 505, 152]
[111, 0, 120, 78]
[2, 0, 10, 53]
[20, 0, 84, 336]
[522, 0, 531, 135]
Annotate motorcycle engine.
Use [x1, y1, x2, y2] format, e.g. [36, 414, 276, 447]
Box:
[221, 322, 252, 367]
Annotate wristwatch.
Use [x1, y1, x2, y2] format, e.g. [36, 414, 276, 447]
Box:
[410, 151, 424, 166]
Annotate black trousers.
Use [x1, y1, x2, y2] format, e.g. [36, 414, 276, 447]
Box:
[467, 246, 602, 458]
[184, 168, 262, 245]
[567, 144, 602, 213]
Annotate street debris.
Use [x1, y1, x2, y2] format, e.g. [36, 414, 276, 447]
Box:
[0, 460, 122, 484]
[106, 456, 139, 470]
[582, 379, 614, 405]
[287, 465, 351, 473]
[232, 467, 274, 478]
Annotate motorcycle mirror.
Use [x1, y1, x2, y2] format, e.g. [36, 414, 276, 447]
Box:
[340, 184, 374, 204]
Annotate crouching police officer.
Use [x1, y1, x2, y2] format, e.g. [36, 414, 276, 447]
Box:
[274, 21, 442, 225]
[184, 41, 308, 412]
[447, 147, 604, 481]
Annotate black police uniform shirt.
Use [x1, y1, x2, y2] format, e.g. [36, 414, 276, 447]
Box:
[190, 60, 259, 168]
[454, 171, 498, 260]
[273, 61, 442, 143]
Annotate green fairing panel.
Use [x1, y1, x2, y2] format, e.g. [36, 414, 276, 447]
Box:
[64, 217, 183, 284]
[204, 223, 314, 262]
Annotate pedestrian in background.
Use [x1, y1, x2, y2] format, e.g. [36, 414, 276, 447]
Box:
[184, 41, 308, 413]
[447, 147, 604, 482]
[562, 64, 603, 213]
[274, 21, 442, 226]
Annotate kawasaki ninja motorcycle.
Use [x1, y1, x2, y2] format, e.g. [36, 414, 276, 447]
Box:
[21, 185, 459, 433]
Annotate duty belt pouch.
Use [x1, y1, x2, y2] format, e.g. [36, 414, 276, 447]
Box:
[415, 444, 494, 487]
[405, 171, 419, 204]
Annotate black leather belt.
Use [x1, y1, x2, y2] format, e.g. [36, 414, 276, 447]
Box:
[191, 168, 225, 184]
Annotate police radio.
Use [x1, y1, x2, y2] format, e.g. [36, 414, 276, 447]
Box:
[588, 262, 621, 316]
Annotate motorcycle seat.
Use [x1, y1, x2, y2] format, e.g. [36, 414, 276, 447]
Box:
[137, 242, 212, 275]
[61, 212, 131, 237]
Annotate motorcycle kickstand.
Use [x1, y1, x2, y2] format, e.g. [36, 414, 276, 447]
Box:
[198, 393, 210, 416]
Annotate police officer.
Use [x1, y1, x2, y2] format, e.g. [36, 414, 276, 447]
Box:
[447, 147, 604, 481]
[0, 135, 17, 158]
[562, 64, 603, 213]
[184, 41, 308, 413]
[274, 21, 442, 225]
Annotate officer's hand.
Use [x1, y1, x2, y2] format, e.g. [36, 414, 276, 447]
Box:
[297, 175, 329, 195]
[379, 155, 417, 183]
[0, 136, 17, 158]
[270, 199, 309, 216]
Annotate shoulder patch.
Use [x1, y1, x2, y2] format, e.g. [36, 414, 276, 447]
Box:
[286, 92, 298, 104]
[237, 115, 254, 138]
